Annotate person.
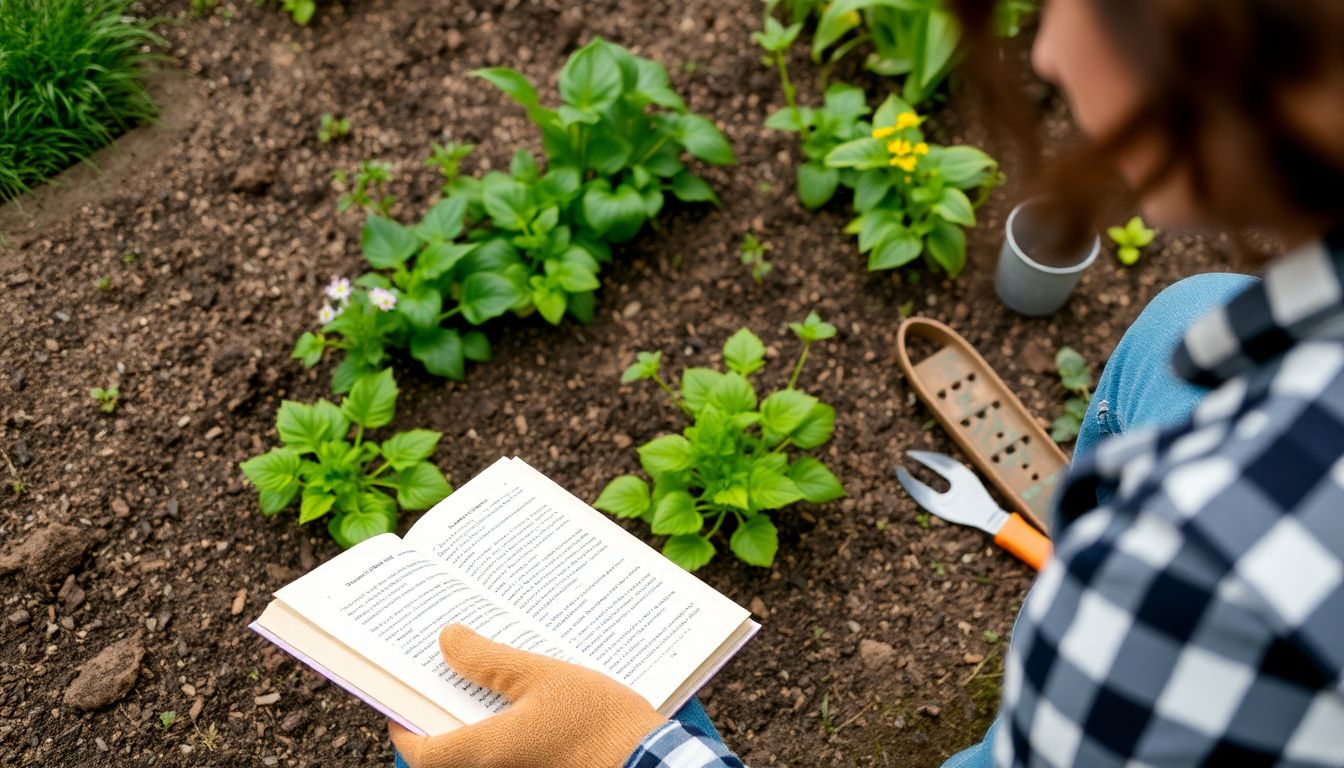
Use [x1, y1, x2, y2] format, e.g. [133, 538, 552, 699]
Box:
[388, 0, 1344, 765]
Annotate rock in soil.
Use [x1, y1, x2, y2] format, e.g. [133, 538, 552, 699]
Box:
[63, 633, 146, 711]
[859, 638, 898, 671]
[0, 523, 96, 590]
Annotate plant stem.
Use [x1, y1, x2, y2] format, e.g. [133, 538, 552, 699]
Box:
[774, 50, 811, 144]
[436, 306, 463, 322]
[788, 341, 812, 389]
[705, 509, 728, 539]
[653, 374, 694, 417]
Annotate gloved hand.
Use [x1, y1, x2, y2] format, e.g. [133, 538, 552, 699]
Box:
[389, 624, 668, 768]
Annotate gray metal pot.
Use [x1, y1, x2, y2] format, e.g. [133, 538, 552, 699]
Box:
[995, 199, 1100, 316]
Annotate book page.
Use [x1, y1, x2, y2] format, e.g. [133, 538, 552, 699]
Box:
[274, 533, 578, 725]
[403, 457, 751, 709]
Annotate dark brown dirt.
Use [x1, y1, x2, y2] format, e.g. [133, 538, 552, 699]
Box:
[0, 0, 1254, 765]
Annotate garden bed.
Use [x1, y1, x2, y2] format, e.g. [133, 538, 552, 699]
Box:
[0, 0, 1246, 765]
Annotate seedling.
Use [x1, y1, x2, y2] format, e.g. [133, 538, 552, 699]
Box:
[739, 233, 774, 283]
[317, 113, 351, 144]
[333, 160, 395, 216]
[982, 629, 1000, 643]
[240, 369, 454, 548]
[158, 711, 177, 730]
[1050, 346, 1093, 442]
[94, 275, 113, 292]
[753, 18, 808, 143]
[90, 386, 120, 414]
[121, 251, 139, 265]
[595, 316, 845, 572]
[189, 0, 218, 16]
[9, 480, 24, 495]
[1107, 215, 1155, 266]
[278, 0, 316, 25]
[424, 141, 475, 190]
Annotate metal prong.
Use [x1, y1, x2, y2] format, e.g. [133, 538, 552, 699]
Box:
[895, 465, 942, 511]
[906, 450, 976, 484]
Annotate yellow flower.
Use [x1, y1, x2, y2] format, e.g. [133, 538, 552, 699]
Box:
[872, 125, 897, 139]
[914, 142, 929, 156]
[894, 155, 918, 172]
[894, 112, 921, 130]
[887, 139, 912, 156]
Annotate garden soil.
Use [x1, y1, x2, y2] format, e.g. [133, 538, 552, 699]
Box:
[0, 0, 1253, 765]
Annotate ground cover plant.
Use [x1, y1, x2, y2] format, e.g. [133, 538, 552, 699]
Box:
[1050, 346, 1093, 442]
[240, 369, 453, 547]
[0, 0, 159, 201]
[596, 315, 846, 571]
[1108, 215, 1156, 266]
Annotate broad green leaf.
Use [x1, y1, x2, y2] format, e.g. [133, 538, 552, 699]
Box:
[788, 456, 846, 502]
[730, 515, 778, 567]
[594, 475, 651, 519]
[821, 82, 871, 120]
[482, 177, 533, 231]
[680, 367, 725, 413]
[532, 284, 568, 325]
[582, 181, 647, 243]
[414, 196, 468, 242]
[396, 462, 453, 510]
[707, 372, 758, 414]
[329, 492, 398, 548]
[380, 429, 441, 470]
[462, 331, 492, 363]
[676, 114, 737, 165]
[410, 327, 465, 381]
[869, 229, 923, 271]
[713, 485, 750, 510]
[853, 170, 893, 212]
[761, 389, 820, 436]
[559, 39, 624, 110]
[258, 485, 299, 516]
[825, 137, 888, 170]
[764, 106, 807, 132]
[670, 172, 718, 204]
[748, 466, 804, 510]
[651, 491, 703, 535]
[638, 434, 693, 476]
[933, 187, 976, 227]
[797, 163, 840, 209]
[752, 17, 802, 53]
[723, 328, 766, 376]
[926, 219, 967, 277]
[633, 57, 685, 109]
[331, 355, 375, 395]
[292, 332, 324, 368]
[472, 67, 540, 108]
[1051, 413, 1082, 443]
[460, 272, 521, 325]
[791, 403, 836, 448]
[277, 399, 349, 453]
[662, 534, 716, 572]
[398, 287, 442, 330]
[931, 145, 997, 187]
[240, 447, 302, 495]
[918, 9, 959, 90]
[547, 259, 600, 293]
[362, 214, 419, 269]
[587, 133, 633, 175]
[299, 488, 336, 524]
[1056, 347, 1092, 391]
[341, 368, 398, 429]
[789, 311, 837, 342]
[416, 242, 475, 281]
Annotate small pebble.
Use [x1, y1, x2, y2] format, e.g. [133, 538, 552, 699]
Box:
[253, 692, 280, 706]
[7, 608, 30, 625]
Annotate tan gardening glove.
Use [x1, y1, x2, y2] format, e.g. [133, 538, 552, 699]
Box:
[388, 624, 668, 768]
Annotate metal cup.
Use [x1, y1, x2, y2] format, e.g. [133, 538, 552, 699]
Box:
[994, 199, 1100, 316]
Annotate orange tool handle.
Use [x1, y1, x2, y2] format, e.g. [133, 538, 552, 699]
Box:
[994, 513, 1052, 571]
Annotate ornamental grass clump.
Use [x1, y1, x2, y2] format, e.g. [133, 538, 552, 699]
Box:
[596, 315, 846, 572]
[0, 0, 160, 201]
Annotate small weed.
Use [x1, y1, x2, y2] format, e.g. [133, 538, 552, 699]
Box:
[189, 0, 218, 16]
[811, 625, 826, 641]
[120, 251, 139, 265]
[739, 233, 774, 283]
[915, 512, 930, 529]
[316, 112, 350, 144]
[1050, 347, 1093, 443]
[247, 669, 260, 681]
[874, 519, 888, 531]
[9, 480, 25, 495]
[897, 300, 915, 318]
[1107, 215, 1155, 266]
[930, 559, 946, 577]
[158, 711, 177, 730]
[982, 629, 1000, 644]
[94, 275, 114, 292]
[756, 180, 774, 194]
[191, 723, 221, 751]
[276, 0, 316, 25]
[333, 160, 394, 216]
[820, 691, 835, 734]
[424, 141, 474, 190]
[90, 386, 120, 414]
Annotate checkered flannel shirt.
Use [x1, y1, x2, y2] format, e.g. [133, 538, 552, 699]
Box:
[998, 233, 1344, 766]
[624, 721, 746, 768]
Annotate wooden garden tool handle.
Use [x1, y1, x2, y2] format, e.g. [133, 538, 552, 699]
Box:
[993, 513, 1052, 571]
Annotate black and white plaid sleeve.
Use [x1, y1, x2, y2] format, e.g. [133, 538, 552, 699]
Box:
[997, 239, 1344, 766]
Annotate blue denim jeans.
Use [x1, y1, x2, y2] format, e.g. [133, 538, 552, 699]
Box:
[393, 697, 722, 768]
[939, 273, 1256, 768]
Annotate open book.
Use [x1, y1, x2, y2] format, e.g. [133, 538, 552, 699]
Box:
[250, 456, 759, 735]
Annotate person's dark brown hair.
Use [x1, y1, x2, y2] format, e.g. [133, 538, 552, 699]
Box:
[950, 0, 1344, 244]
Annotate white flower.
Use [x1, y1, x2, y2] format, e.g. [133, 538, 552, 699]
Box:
[369, 287, 397, 312]
[324, 276, 352, 303]
[317, 303, 343, 324]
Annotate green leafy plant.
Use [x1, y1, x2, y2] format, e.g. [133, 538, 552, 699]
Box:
[293, 200, 518, 390]
[739, 233, 774, 283]
[94, 275, 114, 293]
[333, 160, 395, 216]
[276, 0, 317, 25]
[90, 386, 120, 414]
[0, 0, 161, 201]
[239, 369, 453, 548]
[768, 88, 998, 275]
[595, 315, 846, 572]
[803, 0, 1037, 106]
[10, 480, 27, 495]
[425, 140, 476, 190]
[469, 38, 735, 319]
[158, 711, 177, 730]
[1050, 346, 1093, 443]
[317, 113, 351, 144]
[190, 0, 218, 16]
[1107, 215, 1155, 266]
